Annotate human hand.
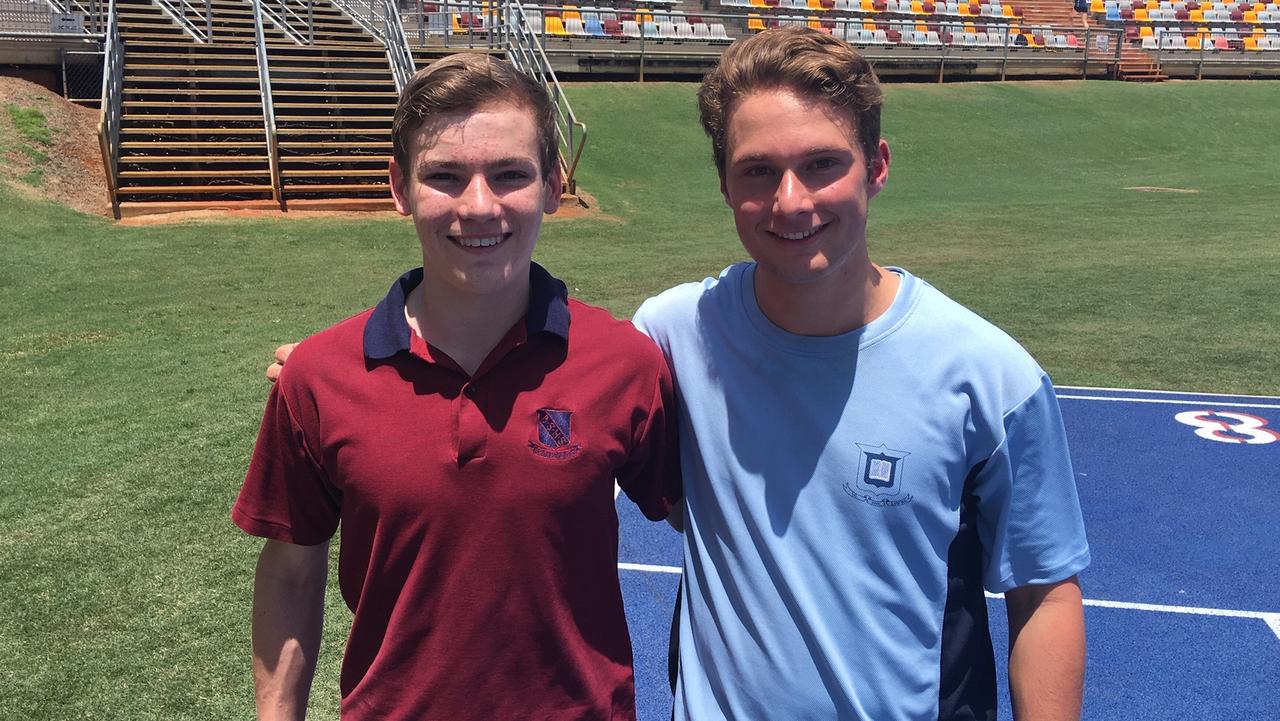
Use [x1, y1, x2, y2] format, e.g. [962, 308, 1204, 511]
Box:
[265, 343, 298, 383]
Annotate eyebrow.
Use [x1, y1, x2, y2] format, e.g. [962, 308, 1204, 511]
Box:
[732, 147, 852, 165]
[417, 157, 536, 171]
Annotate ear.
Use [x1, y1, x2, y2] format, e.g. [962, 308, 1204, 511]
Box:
[866, 139, 891, 200]
[543, 163, 563, 215]
[388, 157, 412, 216]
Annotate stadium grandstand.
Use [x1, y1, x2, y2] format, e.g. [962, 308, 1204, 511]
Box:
[1, 0, 1276, 217]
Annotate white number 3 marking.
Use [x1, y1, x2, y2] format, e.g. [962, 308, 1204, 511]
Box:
[1174, 410, 1280, 445]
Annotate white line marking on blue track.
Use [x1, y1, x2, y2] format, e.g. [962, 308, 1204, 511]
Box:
[1057, 394, 1280, 410]
[1266, 616, 1280, 641]
[619, 562, 683, 574]
[1056, 385, 1280, 401]
[617, 565, 1280, 639]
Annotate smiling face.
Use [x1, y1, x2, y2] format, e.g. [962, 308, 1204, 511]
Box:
[389, 101, 561, 303]
[722, 88, 889, 303]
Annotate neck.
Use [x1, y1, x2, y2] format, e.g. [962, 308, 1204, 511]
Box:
[407, 270, 531, 375]
[754, 259, 900, 337]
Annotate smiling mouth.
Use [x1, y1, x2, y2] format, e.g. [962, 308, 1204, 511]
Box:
[451, 233, 509, 248]
[770, 223, 827, 241]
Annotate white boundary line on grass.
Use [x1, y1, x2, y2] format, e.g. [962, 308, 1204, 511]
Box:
[615, 563, 1280, 641]
[1056, 384, 1280, 401]
[1056, 394, 1280, 410]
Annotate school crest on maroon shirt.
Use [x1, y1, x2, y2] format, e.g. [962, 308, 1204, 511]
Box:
[529, 408, 582, 460]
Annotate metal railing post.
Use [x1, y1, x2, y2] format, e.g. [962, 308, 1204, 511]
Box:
[1081, 25, 1090, 78]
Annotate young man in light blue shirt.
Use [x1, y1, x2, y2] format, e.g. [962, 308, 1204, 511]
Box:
[633, 28, 1089, 721]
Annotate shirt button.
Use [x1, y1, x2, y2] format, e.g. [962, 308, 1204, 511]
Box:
[463, 384, 477, 398]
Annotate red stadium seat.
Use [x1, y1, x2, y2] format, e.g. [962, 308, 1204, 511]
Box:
[1121, 7, 1133, 18]
[821, 0, 835, 7]
[1213, 36, 1230, 49]
[887, 28, 902, 41]
[1230, 9, 1244, 20]
[1175, 8, 1190, 19]
[923, 1, 936, 12]
[604, 19, 622, 35]
[873, 0, 887, 10]
[1185, 1, 1198, 9]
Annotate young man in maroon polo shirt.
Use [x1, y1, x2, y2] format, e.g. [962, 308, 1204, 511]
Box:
[232, 54, 680, 721]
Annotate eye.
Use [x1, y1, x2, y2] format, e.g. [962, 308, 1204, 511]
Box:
[422, 171, 460, 184]
[495, 169, 533, 182]
[809, 157, 841, 172]
[742, 165, 774, 178]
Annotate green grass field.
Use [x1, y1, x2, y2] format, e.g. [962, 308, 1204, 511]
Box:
[1, 80, 1278, 719]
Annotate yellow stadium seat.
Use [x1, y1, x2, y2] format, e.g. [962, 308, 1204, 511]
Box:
[1189, 8, 1204, 20]
[451, 13, 463, 32]
[808, 15, 823, 27]
[546, 16, 568, 35]
[563, 4, 581, 22]
[748, 12, 766, 30]
[861, 0, 875, 10]
[916, 21, 929, 32]
[964, 21, 977, 32]
[1139, 25, 1153, 36]
[1244, 36, 1259, 49]
[750, 0, 767, 6]
[911, 0, 924, 12]
[864, 21, 877, 30]
[1003, 5, 1016, 16]
[1090, 0, 1104, 11]
[957, 2, 970, 13]
[1134, 8, 1148, 20]
[1244, 10, 1258, 21]
[1186, 34, 1202, 49]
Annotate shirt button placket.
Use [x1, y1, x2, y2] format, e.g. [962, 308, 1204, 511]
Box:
[457, 381, 486, 465]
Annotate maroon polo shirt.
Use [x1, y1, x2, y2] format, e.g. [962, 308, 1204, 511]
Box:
[232, 263, 681, 721]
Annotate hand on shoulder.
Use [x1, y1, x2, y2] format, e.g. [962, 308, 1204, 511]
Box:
[265, 343, 299, 383]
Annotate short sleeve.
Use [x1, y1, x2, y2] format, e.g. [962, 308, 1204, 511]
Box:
[972, 374, 1091, 592]
[231, 383, 342, 545]
[615, 354, 682, 521]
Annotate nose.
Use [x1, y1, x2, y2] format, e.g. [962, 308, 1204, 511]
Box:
[458, 174, 499, 220]
[772, 169, 813, 217]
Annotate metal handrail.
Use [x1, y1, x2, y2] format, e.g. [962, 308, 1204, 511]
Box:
[381, 0, 416, 90]
[253, 0, 284, 207]
[330, 0, 390, 40]
[153, 0, 213, 42]
[257, 0, 312, 44]
[504, 1, 587, 193]
[96, 0, 122, 218]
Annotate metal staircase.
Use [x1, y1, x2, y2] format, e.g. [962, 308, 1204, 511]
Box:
[97, 0, 587, 216]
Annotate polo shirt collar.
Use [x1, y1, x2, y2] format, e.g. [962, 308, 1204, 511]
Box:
[363, 263, 570, 360]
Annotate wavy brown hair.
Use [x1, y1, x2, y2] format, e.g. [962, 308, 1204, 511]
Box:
[392, 54, 558, 182]
[698, 27, 884, 178]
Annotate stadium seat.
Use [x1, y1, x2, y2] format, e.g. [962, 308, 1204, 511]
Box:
[1213, 35, 1230, 47]
[622, 19, 641, 37]
[711, 22, 731, 39]
[748, 12, 766, 30]
[1066, 32, 1081, 46]
[585, 18, 605, 36]
[604, 19, 622, 35]
[546, 16, 568, 35]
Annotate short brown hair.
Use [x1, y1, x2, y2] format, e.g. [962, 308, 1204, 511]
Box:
[392, 54, 559, 181]
[698, 27, 884, 178]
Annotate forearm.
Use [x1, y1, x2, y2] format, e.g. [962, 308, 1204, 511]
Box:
[1007, 578, 1086, 721]
[251, 541, 329, 721]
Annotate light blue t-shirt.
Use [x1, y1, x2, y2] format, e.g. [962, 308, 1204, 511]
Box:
[633, 263, 1090, 721]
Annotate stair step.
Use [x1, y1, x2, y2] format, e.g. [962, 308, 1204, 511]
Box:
[117, 184, 276, 194]
[123, 141, 269, 148]
[121, 169, 271, 178]
[279, 155, 388, 162]
[121, 127, 269, 135]
[275, 128, 391, 134]
[123, 113, 264, 120]
[281, 168, 388, 176]
[278, 140, 391, 148]
[281, 182, 390, 191]
[122, 155, 271, 162]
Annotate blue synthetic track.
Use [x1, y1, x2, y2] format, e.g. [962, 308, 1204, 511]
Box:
[616, 386, 1280, 721]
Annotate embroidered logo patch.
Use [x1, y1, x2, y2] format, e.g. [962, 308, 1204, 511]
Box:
[529, 408, 583, 460]
[842, 443, 914, 507]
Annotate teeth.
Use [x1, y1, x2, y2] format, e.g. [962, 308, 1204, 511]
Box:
[778, 228, 820, 241]
[456, 235, 504, 248]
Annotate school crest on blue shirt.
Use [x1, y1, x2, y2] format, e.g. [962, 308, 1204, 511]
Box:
[529, 408, 583, 460]
[843, 443, 914, 507]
